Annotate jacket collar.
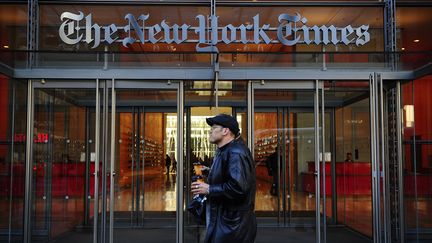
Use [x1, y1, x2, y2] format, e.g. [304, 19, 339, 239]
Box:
[217, 137, 239, 152]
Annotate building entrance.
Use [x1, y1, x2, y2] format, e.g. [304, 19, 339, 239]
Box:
[26, 79, 377, 243]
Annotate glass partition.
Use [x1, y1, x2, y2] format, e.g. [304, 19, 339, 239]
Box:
[112, 87, 178, 242]
[31, 83, 96, 242]
[0, 4, 27, 67]
[0, 75, 27, 242]
[396, 7, 432, 72]
[402, 75, 432, 241]
[252, 83, 321, 242]
[331, 81, 373, 237]
[0, 4, 27, 50]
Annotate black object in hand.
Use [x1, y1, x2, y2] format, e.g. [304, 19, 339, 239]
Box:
[187, 194, 207, 224]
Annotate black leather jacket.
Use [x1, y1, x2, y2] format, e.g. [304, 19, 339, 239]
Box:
[205, 137, 257, 243]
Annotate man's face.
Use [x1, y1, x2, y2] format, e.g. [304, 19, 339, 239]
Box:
[209, 125, 227, 144]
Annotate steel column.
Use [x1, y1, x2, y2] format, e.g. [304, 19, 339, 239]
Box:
[176, 81, 184, 243]
[93, 79, 100, 243]
[321, 83, 326, 243]
[396, 82, 405, 243]
[109, 78, 116, 243]
[247, 81, 254, 153]
[23, 80, 34, 243]
[314, 80, 321, 243]
[378, 74, 389, 243]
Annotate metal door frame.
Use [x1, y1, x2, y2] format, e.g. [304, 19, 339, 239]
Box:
[248, 80, 326, 243]
[370, 73, 388, 243]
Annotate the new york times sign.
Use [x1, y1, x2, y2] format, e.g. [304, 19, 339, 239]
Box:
[59, 11, 370, 52]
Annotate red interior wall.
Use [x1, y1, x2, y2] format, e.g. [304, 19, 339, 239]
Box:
[0, 75, 9, 143]
[403, 75, 432, 170]
[414, 76, 432, 169]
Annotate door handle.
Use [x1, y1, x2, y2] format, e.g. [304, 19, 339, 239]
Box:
[107, 172, 116, 177]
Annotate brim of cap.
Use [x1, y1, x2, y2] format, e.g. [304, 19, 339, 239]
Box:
[206, 117, 216, 126]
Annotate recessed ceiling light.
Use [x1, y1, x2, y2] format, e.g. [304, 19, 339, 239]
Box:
[3, 45, 9, 49]
[413, 39, 420, 43]
[401, 47, 405, 51]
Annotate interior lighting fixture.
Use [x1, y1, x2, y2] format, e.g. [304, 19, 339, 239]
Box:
[404, 105, 414, 128]
[401, 47, 405, 51]
[413, 39, 420, 43]
[3, 45, 9, 48]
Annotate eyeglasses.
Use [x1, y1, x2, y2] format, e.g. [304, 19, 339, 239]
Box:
[210, 125, 224, 131]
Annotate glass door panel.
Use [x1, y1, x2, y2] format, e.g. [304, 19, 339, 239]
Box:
[287, 111, 317, 222]
[330, 83, 373, 238]
[31, 83, 96, 242]
[252, 81, 328, 242]
[111, 83, 179, 243]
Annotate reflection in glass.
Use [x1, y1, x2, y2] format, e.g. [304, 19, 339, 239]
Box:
[0, 76, 26, 242]
[253, 89, 320, 233]
[335, 92, 372, 237]
[32, 87, 95, 241]
[402, 77, 432, 241]
[113, 90, 177, 235]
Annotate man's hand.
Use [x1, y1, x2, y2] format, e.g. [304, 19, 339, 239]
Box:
[191, 181, 209, 196]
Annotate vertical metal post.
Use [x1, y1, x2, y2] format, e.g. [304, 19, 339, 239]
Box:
[321, 83, 326, 243]
[287, 108, 292, 222]
[370, 73, 377, 243]
[27, 0, 38, 68]
[378, 75, 389, 243]
[384, 0, 397, 70]
[370, 73, 382, 243]
[109, 79, 116, 243]
[141, 107, 146, 226]
[136, 108, 141, 225]
[176, 81, 184, 243]
[281, 108, 286, 226]
[46, 90, 54, 240]
[185, 107, 192, 223]
[84, 107, 90, 225]
[314, 80, 321, 243]
[215, 71, 219, 112]
[23, 80, 34, 243]
[411, 83, 419, 241]
[247, 81, 254, 154]
[131, 108, 136, 225]
[277, 108, 282, 225]
[93, 79, 100, 243]
[101, 80, 108, 243]
[396, 82, 404, 243]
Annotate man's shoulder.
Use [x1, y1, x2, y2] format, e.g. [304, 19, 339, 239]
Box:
[226, 139, 249, 155]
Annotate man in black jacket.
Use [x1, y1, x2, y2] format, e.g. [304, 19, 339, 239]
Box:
[191, 114, 257, 243]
